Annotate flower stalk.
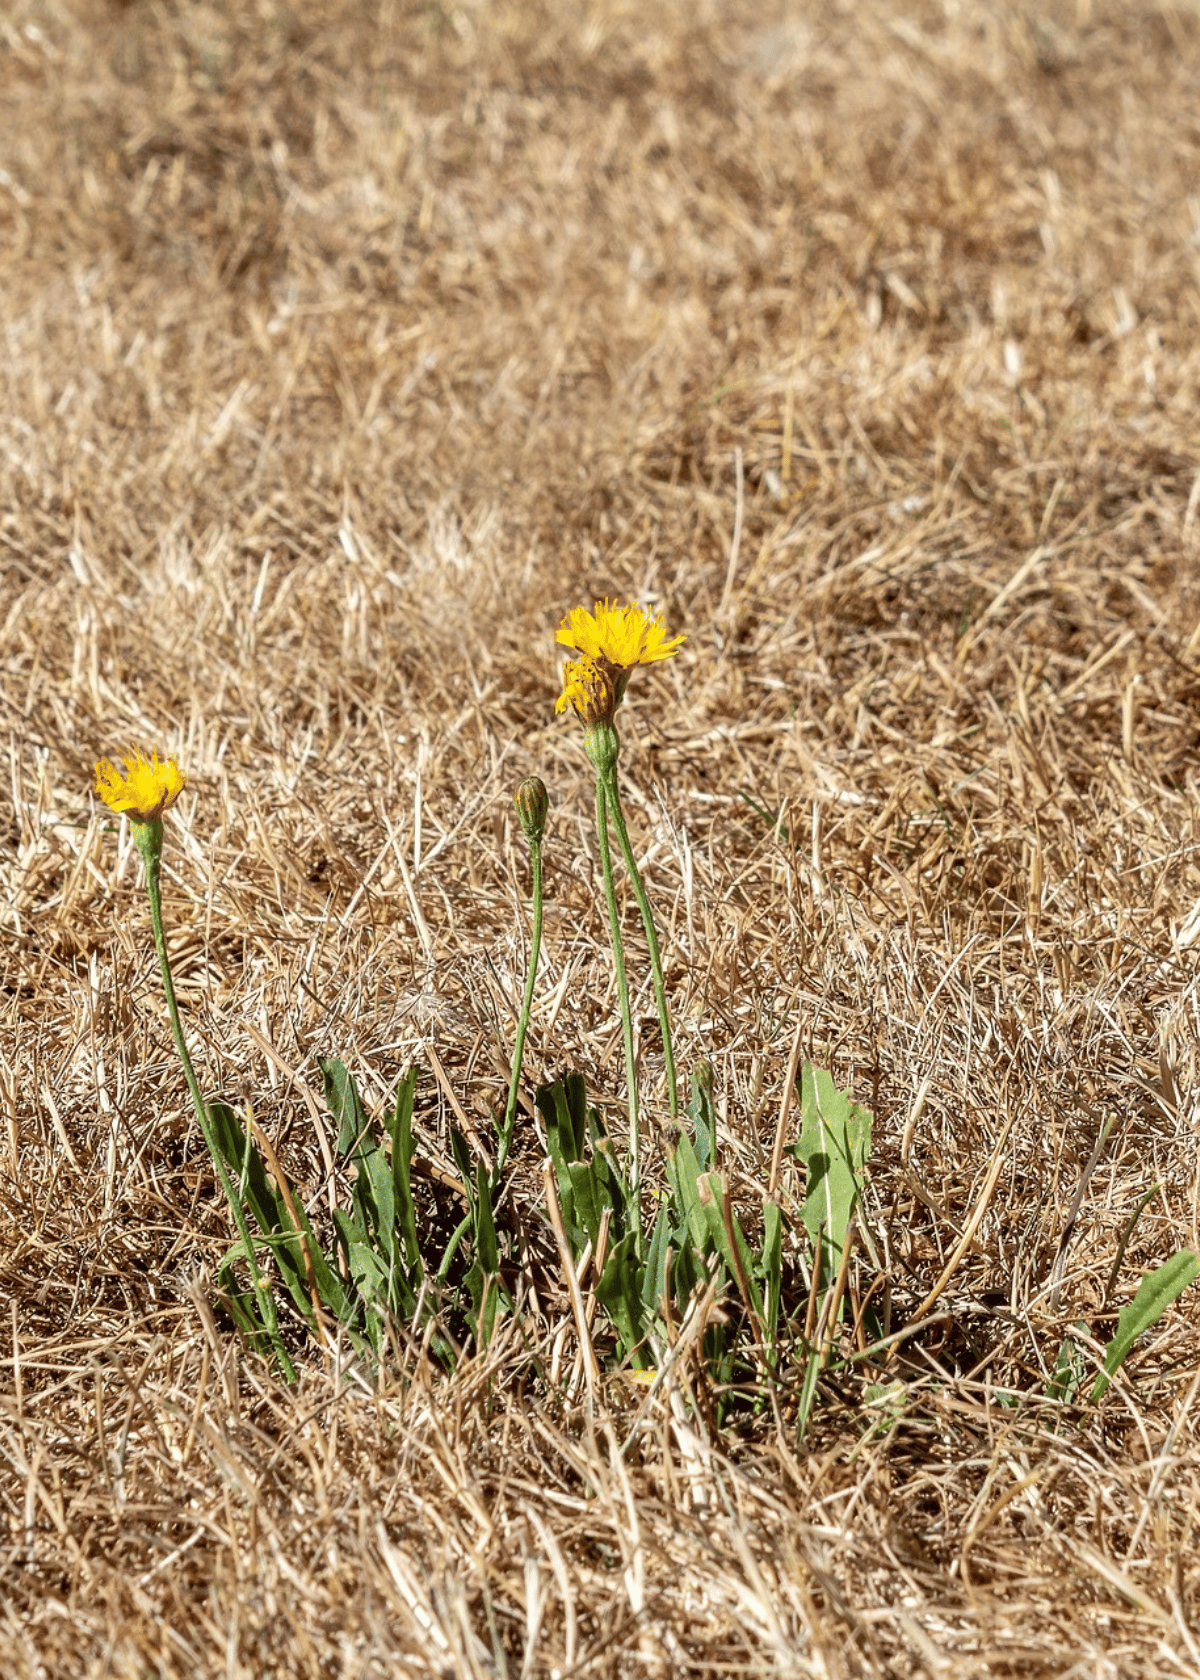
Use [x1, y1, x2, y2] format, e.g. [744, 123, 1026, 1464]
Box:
[555, 600, 687, 1238]
[598, 764, 678, 1118]
[97, 751, 294, 1377]
[594, 772, 642, 1241]
[133, 818, 295, 1379]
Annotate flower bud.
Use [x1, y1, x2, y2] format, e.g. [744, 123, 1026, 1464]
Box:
[513, 776, 550, 845]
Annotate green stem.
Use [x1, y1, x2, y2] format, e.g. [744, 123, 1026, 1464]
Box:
[595, 776, 641, 1248]
[601, 766, 678, 1118]
[497, 838, 542, 1183]
[137, 827, 294, 1379]
[437, 1212, 473, 1284]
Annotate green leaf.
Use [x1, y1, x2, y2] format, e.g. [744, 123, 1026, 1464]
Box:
[537, 1074, 588, 1165]
[361, 1143, 398, 1270]
[207, 1101, 316, 1322]
[321, 1057, 371, 1157]
[794, 1346, 822, 1438]
[664, 1130, 709, 1254]
[449, 1128, 476, 1219]
[565, 1161, 611, 1252]
[386, 1070, 422, 1272]
[215, 1260, 274, 1353]
[793, 1064, 872, 1293]
[642, 1204, 671, 1316]
[475, 1163, 500, 1275]
[590, 1137, 629, 1234]
[1047, 1323, 1088, 1404]
[207, 1101, 281, 1241]
[687, 1064, 716, 1168]
[332, 1206, 364, 1260]
[1091, 1251, 1199, 1403]
[698, 1171, 764, 1322]
[758, 1199, 783, 1347]
[538, 1082, 577, 1223]
[596, 1232, 651, 1368]
[561, 1072, 589, 1158]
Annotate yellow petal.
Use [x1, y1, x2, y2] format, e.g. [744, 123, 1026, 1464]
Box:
[95, 749, 187, 822]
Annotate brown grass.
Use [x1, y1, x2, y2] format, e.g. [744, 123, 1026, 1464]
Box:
[4, 0, 1200, 1672]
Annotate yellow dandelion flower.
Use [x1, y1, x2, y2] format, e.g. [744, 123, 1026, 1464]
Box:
[556, 600, 685, 673]
[95, 749, 187, 823]
[555, 655, 617, 726]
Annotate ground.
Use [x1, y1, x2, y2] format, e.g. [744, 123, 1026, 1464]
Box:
[3, 1, 1200, 1675]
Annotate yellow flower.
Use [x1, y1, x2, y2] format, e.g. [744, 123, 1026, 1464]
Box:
[556, 600, 685, 673]
[95, 749, 187, 823]
[555, 655, 617, 726]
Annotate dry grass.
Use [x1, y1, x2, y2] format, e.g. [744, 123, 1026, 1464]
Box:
[4, 0, 1200, 1672]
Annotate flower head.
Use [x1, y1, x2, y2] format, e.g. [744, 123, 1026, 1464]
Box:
[95, 749, 187, 824]
[556, 600, 685, 674]
[555, 655, 617, 726]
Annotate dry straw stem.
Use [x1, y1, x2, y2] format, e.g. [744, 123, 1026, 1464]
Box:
[4, 0, 1200, 1672]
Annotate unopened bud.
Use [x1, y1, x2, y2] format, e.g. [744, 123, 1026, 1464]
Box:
[514, 776, 550, 845]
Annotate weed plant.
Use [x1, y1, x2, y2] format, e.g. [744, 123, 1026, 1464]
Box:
[93, 607, 1197, 1435]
